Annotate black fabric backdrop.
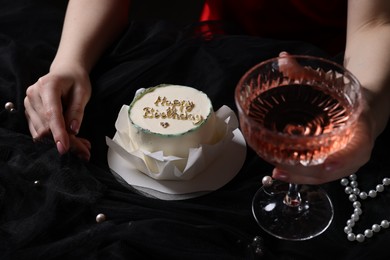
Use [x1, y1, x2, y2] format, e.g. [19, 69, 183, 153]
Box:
[1, 1, 390, 259]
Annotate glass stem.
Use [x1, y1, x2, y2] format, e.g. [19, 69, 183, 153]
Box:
[284, 183, 302, 207]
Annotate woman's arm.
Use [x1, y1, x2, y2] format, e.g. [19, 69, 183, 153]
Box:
[25, 0, 130, 159]
[53, 0, 130, 73]
[272, 0, 390, 184]
[344, 0, 390, 137]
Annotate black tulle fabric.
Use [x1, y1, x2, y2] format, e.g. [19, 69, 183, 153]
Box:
[1, 1, 390, 259]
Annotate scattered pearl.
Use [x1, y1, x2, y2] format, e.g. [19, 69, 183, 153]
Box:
[5, 102, 15, 112]
[261, 176, 273, 187]
[96, 213, 106, 223]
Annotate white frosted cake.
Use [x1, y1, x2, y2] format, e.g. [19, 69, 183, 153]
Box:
[128, 84, 217, 171]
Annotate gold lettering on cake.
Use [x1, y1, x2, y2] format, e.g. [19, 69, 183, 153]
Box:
[160, 122, 170, 128]
[143, 96, 205, 125]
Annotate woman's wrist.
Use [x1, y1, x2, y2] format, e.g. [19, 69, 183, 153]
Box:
[363, 86, 390, 139]
[49, 58, 90, 79]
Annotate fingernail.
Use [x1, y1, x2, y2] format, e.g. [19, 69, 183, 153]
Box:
[272, 168, 289, 181]
[70, 120, 79, 135]
[279, 51, 288, 57]
[56, 141, 66, 155]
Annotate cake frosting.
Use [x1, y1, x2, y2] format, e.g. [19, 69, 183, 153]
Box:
[128, 84, 217, 171]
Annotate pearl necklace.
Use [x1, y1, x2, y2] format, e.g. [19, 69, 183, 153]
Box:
[340, 174, 390, 242]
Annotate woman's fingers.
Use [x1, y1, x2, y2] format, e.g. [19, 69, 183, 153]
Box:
[278, 51, 322, 81]
[63, 79, 91, 135]
[25, 75, 73, 154]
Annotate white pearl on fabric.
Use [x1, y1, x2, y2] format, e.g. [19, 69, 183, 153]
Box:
[4, 102, 15, 112]
[96, 213, 107, 223]
[341, 174, 390, 242]
[261, 176, 273, 187]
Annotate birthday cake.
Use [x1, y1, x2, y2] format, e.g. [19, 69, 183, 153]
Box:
[106, 84, 243, 184]
[128, 84, 218, 171]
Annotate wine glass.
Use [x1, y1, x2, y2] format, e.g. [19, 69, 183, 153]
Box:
[235, 55, 362, 240]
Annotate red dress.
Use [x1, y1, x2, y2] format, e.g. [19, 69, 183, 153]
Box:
[200, 0, 347, 54]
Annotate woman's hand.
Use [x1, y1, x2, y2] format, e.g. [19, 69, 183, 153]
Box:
[271, 52, 376, 185]
[24, 66, 92, 161]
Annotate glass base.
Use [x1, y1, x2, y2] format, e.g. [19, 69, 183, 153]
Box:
[252, 180, 334, 241]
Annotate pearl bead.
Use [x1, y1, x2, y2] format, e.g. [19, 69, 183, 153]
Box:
[368, 190, 377, 198]
[364, 229, 373, 238]
[351, 213, 359, 221]
[359, 192, 367, 200]
[352, 188, 360, 195]
[376, 184, 384, 192]
[347, 233, 356, 241]
[354, 208, 362, 215]
[261, 176, 273, 187]
[4, 102, 15, 112]
[96, 213, 106, 223]
[352, 201, 361, 208]
[347, 219, 355, 227]
[342, 175, 390, 242]
[381, 220, 389, 228]
[350, 181, 358, 188]
[356, 234, 365, 242]
[340, 178, 349, 186]
[349, 194, 357, 202]
[372, 224, 381, 232]
[345, 186, 353, 194]
[344, 226, 352, 233]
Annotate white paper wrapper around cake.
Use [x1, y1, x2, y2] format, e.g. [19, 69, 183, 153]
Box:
[106, 105, 238, 181]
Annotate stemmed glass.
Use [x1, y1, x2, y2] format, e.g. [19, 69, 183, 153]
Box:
[235, 55, 362, 240]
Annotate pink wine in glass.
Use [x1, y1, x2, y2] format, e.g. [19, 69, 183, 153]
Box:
[241, 83, 355, 166]
[235, 55, 362, 241]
